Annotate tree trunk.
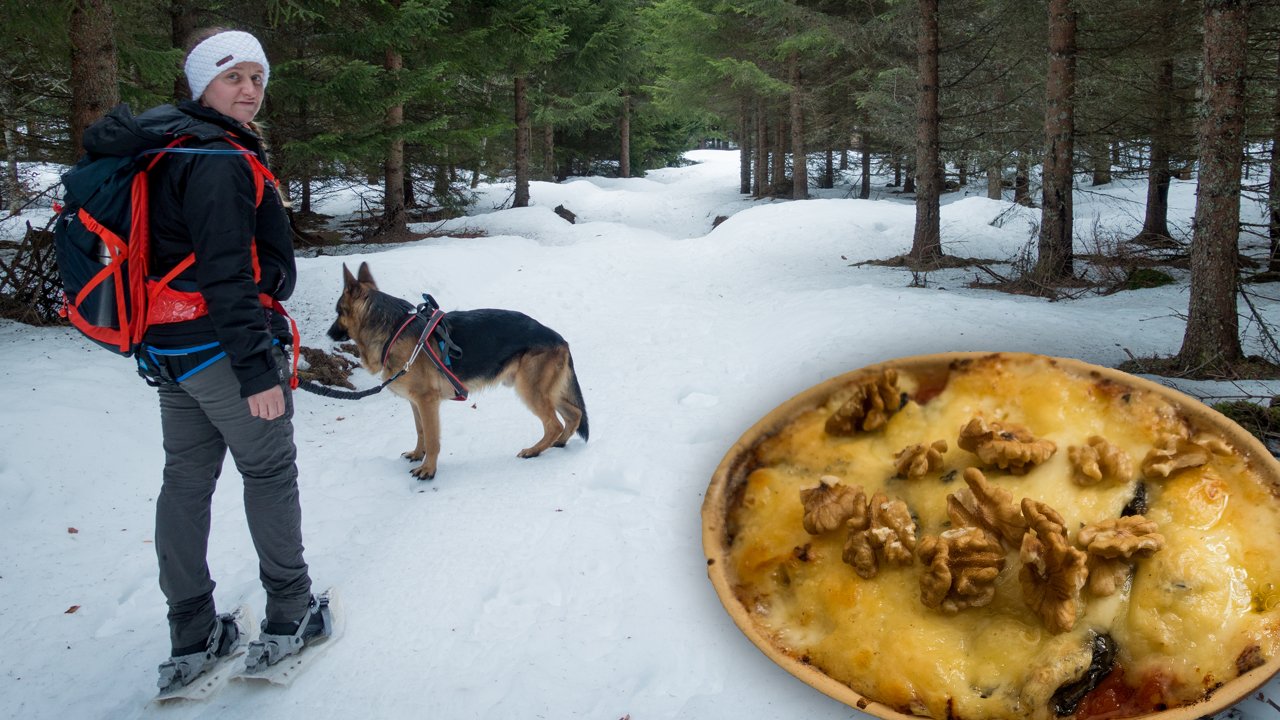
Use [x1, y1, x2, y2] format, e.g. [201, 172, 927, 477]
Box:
[433, 162, 452, 208]
[514, 76, 531, 207]
[860, 135, 871, 199]
[772, 115, 786, 194]
[840, 149, 848, 171]
[987, 163, 1002, 200]
[789, 52, 807, 200]
[893, 155, 902, 187]
[903, 159, 916, 194]
[2, 82, 22, 213]
[1090, 140, 1111, 185]
[300, 169, 312, 215]
[1137, 52, 1175, 245]
[1036, 0, 1077, 281]
[619, 92, 631, 179]
[754, 99, 766, 197]
[472, 136, 487, 189]
[1014, 153, 1031, 205]
[170, 0, 199, 101]
[911, 0, 943, 263]
[1271, 39, 1280, 272]
[4, 127, 20, 214]
[542, 124, 554, 181]
[957, 154, 968, 187]
[820, 148, 834, 189]
[1179, 0, 1248, 369]
[1136, 23, 1172, 245]
[739, 98, 752, 194]
[69, 0, 119, 155]
[383, 44, 407, 231]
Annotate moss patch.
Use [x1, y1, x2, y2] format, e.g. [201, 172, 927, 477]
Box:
[1123, 267, 1175, 291]
[1212, 400, 1280, 449]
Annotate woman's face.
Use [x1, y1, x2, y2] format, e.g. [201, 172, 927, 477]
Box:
[200, 62, 265, 124]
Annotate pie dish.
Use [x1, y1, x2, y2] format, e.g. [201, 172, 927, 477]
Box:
[703, 352, 1280, 720]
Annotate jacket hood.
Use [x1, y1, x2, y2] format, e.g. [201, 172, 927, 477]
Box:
[80, 102, 249, 157]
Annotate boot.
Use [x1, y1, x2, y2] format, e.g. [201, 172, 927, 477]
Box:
[157, 610, 244, 693]
[243, 593, 331, 674]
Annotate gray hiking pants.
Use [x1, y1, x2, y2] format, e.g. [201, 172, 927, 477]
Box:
[154, 347, 311, 652]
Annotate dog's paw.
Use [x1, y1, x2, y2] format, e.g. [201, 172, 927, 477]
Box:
[518, 448, 543, 459]
[410, 465, 435, 480]
[402, 450, 425, 461]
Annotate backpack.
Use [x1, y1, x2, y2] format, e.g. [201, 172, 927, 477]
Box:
[54, 108, 276, 357]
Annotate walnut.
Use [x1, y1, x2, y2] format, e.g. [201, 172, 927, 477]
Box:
[871, 493, 919, 564]
[1082, 556, 1131, 597]
[1067, 436, 1134, 485]
[957, 417, 1057, 474]
[1192, 433, 1233, 456]
[800, 477, 868, 535]
[917, 527, 1006, 613]
[843, 526, 877, 578]
[1141, 433, 1209, 479]
[1077, 516, 1166, 559]
[1019, 499, 1089, 633]
[1076, 516, 1165, 597]
[843, 493, 917, 579]
[946, 467, 1028, 550]
[894, 439, 949, 479]
[825, 369, 901, 436]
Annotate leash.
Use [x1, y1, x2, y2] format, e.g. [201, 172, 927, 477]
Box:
[297, 371, 404, 399]
[297, 294, 468, 401]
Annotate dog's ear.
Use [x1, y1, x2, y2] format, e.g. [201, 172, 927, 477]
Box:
[357, 262, 377, 289]
[342, 263, 358, 292]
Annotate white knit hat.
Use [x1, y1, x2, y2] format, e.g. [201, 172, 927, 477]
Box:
[184, 31, 270, 101]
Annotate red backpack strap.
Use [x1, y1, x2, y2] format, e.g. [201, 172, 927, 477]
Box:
[145, 135, 269, 315]
[221, 136, 277, 207]
[224, 136, 272, 285]
[144, 133, 299, 382]
[260, 295, 300, 390]
[145, 136, 192, 170]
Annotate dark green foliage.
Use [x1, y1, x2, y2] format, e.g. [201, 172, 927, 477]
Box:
[1213, 400, 1280, 450]
[1124, 268, 1176, 291]
[4, 0, 1279, 238]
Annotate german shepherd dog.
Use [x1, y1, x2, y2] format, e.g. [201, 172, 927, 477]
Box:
[327, 262, 588, 479]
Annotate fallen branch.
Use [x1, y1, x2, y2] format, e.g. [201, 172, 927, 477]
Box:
[1241, 286, 1280, 361]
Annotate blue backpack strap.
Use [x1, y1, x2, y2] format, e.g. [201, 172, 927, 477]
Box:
[140, 341, 228, 383]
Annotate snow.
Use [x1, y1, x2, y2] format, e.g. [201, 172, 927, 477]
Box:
[3, 149, 1280, 719]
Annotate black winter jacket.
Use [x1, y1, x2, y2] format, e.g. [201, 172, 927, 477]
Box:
[81, 101, 295, 398]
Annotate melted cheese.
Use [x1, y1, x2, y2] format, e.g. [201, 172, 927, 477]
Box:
[727, 355, 1280, 720]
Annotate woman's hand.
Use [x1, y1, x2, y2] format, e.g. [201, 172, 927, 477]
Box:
[247, 385, 286, 420]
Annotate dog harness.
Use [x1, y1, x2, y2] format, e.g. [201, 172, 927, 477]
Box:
[296, 294, 467, 402]
[380, 294, 468, 401]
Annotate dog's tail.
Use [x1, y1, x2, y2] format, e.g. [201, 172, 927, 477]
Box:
[566, 353, 589, 442]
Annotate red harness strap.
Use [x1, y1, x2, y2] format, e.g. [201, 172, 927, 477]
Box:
[381, 308, 468, 401]
[261, 294, 301, 390]
[143, 135, 300, 388]
[146, 137, 277, 325]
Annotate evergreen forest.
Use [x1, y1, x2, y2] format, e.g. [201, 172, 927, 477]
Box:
[4, 0, 1280, 377]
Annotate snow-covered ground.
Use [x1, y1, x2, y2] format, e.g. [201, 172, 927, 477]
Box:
[2, 150, 1279, 719]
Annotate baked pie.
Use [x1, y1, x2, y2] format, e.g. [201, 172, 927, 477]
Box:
[703, 353, 1280, 720]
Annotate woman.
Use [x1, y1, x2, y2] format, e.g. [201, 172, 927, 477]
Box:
[108, 28, 326, 691]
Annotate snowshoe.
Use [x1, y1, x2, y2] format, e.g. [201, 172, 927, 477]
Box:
[156, 606, 250, 696]
[242, 591, 332, 675]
